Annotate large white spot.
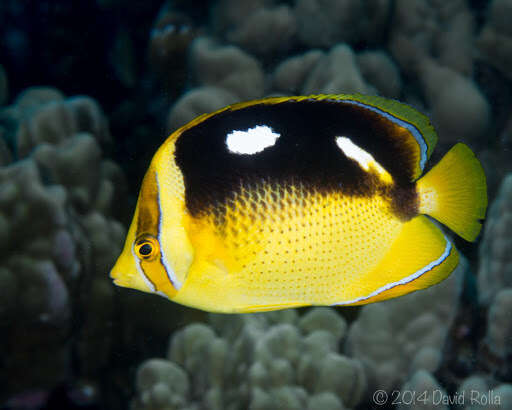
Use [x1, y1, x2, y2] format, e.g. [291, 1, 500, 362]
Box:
[335, 136, 389, 179]
[226, 125, 280, 155]
[335, 136, 376, 171]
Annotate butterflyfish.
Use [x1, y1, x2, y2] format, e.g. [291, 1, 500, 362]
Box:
[110, 94, 487, 313]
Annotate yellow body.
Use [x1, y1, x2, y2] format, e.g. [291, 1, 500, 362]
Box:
[110, 94, 487, 313]
[175, 187, 459, 312]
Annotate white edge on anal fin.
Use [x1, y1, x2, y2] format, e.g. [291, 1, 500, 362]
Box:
[332, 234, 452, 306]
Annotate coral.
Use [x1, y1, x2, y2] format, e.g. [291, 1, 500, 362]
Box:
[0, 159, 74, 389]
[477, 0, 512, 80]
[437, 9, 475, 76]
[0, 86, 129, 395]
[212, 0, 273, 37]
[272, 50, 325, 95]
[459, 375, 493, 403]
[9, 87, 64, 112]
[273, 47, 400, 98]
[33, 135, 102, 211]
[134, 359, 190, 410]
[477, 174, 512, 306]
[294, 0, 391, 48]
[217, 4, 297, 57]
[1, 87, 111, 159]
[389, 0, 475, 76]
[416, 57, 490, 144]
[167, 36, 266, 131]
[458, 376, 512, 409]
[399, 370, 448, 410]
[0, 85, 183, 400]
[478, 147, 512, 202]
[295, 0, 361, 48]
[167, 86, 239, 131]
[302, 44, 372, 95]
[345, 256, 467, 393]
[356, 51, 402, 98]
[493, 385, 512, 409]
[132, 308, 366, 410]
[484, 288, 512, 360]
[190, 37, 265, 101]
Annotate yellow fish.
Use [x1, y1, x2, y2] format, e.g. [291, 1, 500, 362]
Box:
[110, 94, 487, 313]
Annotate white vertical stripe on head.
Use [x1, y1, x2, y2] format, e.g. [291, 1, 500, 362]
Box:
[332, 234, 453, 305]
[155, 172, 182, 290]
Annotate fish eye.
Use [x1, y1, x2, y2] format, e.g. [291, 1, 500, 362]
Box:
[139, 243, 152, 255]
[134, 235, 159, 261]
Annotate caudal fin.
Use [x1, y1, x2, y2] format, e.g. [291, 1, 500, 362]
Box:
[417, 143, 487, 242]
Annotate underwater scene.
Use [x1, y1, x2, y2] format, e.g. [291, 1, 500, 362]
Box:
[1, 0, 511, 409]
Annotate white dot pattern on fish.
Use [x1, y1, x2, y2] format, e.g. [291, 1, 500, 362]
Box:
[167, 144, 186, 203]
[221, 184, 403, 304]
[156, 142, 185, 210]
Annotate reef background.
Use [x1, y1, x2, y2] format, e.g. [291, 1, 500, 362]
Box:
[1, 0, 511, 409]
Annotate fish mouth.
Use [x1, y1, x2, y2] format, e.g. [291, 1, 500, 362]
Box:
[109, 268, 119, 280]
[109, 255, 130, 286]
[110, 269, 126, 286]
[110, 273, 128, 287]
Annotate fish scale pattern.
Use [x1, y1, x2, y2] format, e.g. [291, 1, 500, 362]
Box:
[218, 182, 403, 305]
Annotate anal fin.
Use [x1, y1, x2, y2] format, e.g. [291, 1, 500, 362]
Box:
[333, 215, 459, 305]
